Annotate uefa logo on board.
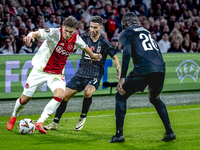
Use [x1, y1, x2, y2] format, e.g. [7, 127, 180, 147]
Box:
[176, 60, 200, 83]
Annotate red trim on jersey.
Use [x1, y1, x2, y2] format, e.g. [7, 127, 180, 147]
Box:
[43, 28, 77, 74]
[54, 96, 63, 102]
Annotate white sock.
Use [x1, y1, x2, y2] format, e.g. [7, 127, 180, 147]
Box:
[37, 98, 61, 123]
[12, 98, 24, 117]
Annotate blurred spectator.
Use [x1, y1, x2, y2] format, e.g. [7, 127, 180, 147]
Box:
[7, 0, 18, 16]
[104, 1, 112, 18]
[71, 4, 80, 20]
[85, 5, 94, 24]
[38, 19, 47, 29]
[183, 32, 190, 40]
[80, 13, 88, 27]
[152, 20, 162, 41]
[19, 26, 27, 35]
[25, 0, 32, 10]
[106, 11, 116, 40]
[143, 20, 150, 31]
[35, 4, 42, 15]
[189, 21, 199, 42]
[0, 4, 3, 20]
[33, 38, 45, 54]
[101, 31, 108, 39]
[0, 36, 14, 55]
[158, 32, 170, 53]
[162, 25, 170, 33]
[181, 39, 192, 53]
[0, 0, 6, 6]
[35, 14, 43, 28]
[0, 25, 12, 43]
[45, 0, 54, 15]
[101, 14, 108, 33]
[55, 0, 64, 11]
[10, 34, 16, 53]
[76, 21, 85, 35]
[111, 0, 118, 17]
[111, 36, 121, 53]
[151, 31, 157, 41]
[17, 0, 28, 16]
[61, 6, 72, 21]
[191, 42, 197, 52]
[42, 5, 49, 21]
[15, 16, 25, 31]
[28, 6, 37, 23]
[55, 15, 62, 27]
[21, 12, 29, 24]
[168, 39, 183, 53]
[114, 6, 126, 32]
[126, 0, 139, 15]
[187, 0, 196, 11]
[46, 13, 57, 28]
[168, 15, 176, 32]
[16, 34, 26, 53]
[25, 18, 35, 30]
[93, 6, 101, 16]
[19, 41, 33, 53]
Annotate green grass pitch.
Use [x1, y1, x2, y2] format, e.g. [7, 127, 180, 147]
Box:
[1, 104, 200, 150]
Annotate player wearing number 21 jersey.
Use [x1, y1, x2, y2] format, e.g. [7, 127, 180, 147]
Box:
[109, 12, 175, 143]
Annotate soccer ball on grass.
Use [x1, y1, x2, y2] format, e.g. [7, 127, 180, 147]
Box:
[18, 118, 35, 134]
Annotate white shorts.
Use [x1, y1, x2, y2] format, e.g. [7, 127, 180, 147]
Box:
[23, 68, 66, 97]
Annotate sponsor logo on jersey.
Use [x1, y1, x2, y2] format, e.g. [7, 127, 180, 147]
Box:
[97, 46, 101, 53]
[44, 28, 50, 33]
[56, 46, 72, 56]
[176, 60, 200, 83]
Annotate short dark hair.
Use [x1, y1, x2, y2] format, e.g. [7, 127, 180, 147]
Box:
[90, 16, 103, 26]
[121, 12, 137, 29]
[63, 16, 78, 28]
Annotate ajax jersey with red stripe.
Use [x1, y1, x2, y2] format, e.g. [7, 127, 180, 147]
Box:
[32, 28, 86, 75]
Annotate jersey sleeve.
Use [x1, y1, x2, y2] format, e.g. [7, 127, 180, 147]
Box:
[74, 34, 87, 50]
[39, 28, 60, 42]
[119, 32, 131, 78]
[119, 32, 131, 48]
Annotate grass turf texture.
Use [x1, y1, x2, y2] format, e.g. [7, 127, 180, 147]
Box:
[1, 104, 200, 150]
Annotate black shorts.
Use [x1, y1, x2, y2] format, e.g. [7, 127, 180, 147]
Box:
[66, 75, 101, 92]
[123, 72, 165, 95]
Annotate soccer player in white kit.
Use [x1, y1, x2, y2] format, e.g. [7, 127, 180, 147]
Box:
[7, 16, 102, 134]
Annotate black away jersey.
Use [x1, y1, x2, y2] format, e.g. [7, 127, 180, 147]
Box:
[119, 25, 165, 76]
[75, 34, 116, 78]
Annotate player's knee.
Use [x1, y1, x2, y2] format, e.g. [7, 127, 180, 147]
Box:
[20, 96, 31, 105]
[84, 91, 93, 98]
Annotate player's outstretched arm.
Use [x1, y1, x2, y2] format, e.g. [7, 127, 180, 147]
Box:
[83, 45, 102, 61]
[112, 55, 121, 81]
[23, 31, 41, 44]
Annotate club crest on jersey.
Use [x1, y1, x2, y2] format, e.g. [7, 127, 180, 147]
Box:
[97, 46, 101, 53]
[67, 44, 74, 51]
[90, 46, 95, 51]
[44, 28, 50, 33]
[175, 60, 200, 83]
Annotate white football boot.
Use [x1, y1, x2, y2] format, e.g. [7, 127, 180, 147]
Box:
[44, 122, 57, 130]
[74, 117, 86, 131]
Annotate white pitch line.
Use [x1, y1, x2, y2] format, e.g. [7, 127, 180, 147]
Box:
[1, 107, 200, 124]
